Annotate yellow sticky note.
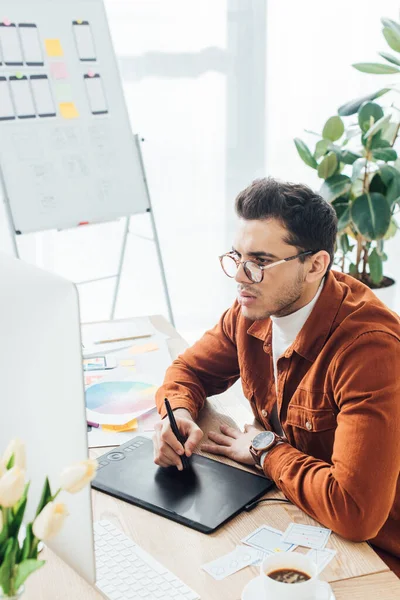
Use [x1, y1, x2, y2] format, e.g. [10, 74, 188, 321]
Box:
[102, 418, 138, 433]
[45, 38, 63, 57]
[129, 342, 159, 355]
[120, 359, 136, 367]
[59, 102, 79, 119]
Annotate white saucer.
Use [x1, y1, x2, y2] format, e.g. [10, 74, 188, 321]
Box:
[241, 575, 336, 600]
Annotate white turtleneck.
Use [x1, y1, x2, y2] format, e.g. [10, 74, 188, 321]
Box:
[268, 279, 324, 436]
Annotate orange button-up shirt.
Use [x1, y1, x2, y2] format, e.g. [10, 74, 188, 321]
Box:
[156, 271, 400, 557]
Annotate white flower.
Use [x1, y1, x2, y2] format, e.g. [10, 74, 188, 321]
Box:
[0, 466, 25, 507]
[1, 439, 26, 470]
[60, 459, 98, 494]
[32, 502, 69, 540]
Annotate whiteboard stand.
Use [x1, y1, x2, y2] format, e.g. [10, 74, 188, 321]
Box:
[1, 135, 175, 326]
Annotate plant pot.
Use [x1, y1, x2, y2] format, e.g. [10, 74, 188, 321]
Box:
[0, 585, 24, 599]
[371, 277, 398, 311]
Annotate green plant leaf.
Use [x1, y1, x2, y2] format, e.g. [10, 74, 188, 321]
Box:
[379, 51, 400, 66]
[0, 538, 18, 595]
[351, 192, 391, 240]
[314, 139, 330, 159]
[381, 17, 400, 37]
[352, 62, 400, 74]
[6, 454, 15, 469]
[369, 248, 383, 284]
[383, 27, 400, 53]
[369, 173, 387, 194]
[338, 149, 362, 165]
[9, 496, 27, 539]
[338, 89, 390, 116]
[363, 113, 392, 139]
[349, 262, 358, 277]
[372, 147, 397, 161]
[383, 218, 398, 239]
[339, 233, 351, 254]
[322, 116, 344, 141]
[320, 175, 351, 203]
[336, 204, 351, 231]
[35, 477, 52, 518]
[358, 102, 384, 133]
[369, 133, 391, 149]
[352, 158, 367, 182]
[317, 152, 338, 179]
[14, 559, 46, 591]
[381, 121, 399, 144]
[380, 165, 400, 205]
[20, 523, 33, 561]
[294, 138, 317, 169]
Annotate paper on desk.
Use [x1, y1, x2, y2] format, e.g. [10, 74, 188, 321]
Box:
[282, 523, 331, 550]
[81, 317, 168, 356]
[307, 548, 337, 574]
[242, 525, 297, 556]
[202, 545, 261, 580]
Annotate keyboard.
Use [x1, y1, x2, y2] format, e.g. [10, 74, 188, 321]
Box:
[94, 520, 200, 600]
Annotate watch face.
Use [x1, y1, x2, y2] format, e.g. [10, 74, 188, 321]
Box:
[252, 430, 274, 450]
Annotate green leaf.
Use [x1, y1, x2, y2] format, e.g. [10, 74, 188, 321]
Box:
[363, 113, 392, 139]
[14, 559, 45, 591]
[339, 233, 351, 254]
[317, 152, 338, 179]
[358, 102, 384, 133]
[372, 147, 397, 161]
[0, 538, 18, 595]
[336, 204, 351, 231]
[9, 497, 27, 539]
[320, 175, 351, 203]
[338, 89, 390, 116]
[381, 17, 400, 38]
[322, 116, 344, 141]
[369, 173, 387, 195]
[294, 138, 318, 169]
[369, 248, 383, 284]
[6, 454, 15, 470]
[383, 27, 400, 53]
[351, 192, 391, 240]
[369, 133, 391, 149]
[352, 62, 400, 74]
[35, 477, 52, 518]
[349, 262, 358, 277]
[381, 121, 399, 144]
[21, 523, 33, 561]
[380, 165, 400, 205]
[338, 149, 362, 165]
[379, 51, 400, 66]
[314, 139, 330, 159]
[383, 218, 398, 240]
[352, 158, 367, 182]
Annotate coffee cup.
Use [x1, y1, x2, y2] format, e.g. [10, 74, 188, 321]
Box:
[261, 552, 331, 599]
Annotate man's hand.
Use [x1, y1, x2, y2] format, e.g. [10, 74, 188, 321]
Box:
[153, 408, 204, 471]
[201, 423, 264, 466]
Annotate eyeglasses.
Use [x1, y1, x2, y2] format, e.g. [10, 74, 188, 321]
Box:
[219, 250, 317, 283]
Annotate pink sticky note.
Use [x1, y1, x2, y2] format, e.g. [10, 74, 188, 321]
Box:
[50, 62, 68, 79]
[87, 70, 95, 78]
[3, 18, 11, 26]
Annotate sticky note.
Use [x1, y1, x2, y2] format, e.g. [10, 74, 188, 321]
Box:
[45, 38, 63, 57]
[15, 72, 23, 79]
[50, 62, 68, 79]
[55, 83, 73, 102]
[120, 359, 136, 367]
[102, 419, 138, 433]
[129, 342, 159, 355]
[59, 102, 79, 119]
[3, 19, 11, 27]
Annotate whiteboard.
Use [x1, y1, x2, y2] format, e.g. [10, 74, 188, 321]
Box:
[0, 0, 149, 233]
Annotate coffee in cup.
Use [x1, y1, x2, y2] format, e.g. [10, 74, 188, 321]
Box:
[261, 552, 331, 599]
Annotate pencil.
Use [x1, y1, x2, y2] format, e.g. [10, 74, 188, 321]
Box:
[94, 334, 151, 345]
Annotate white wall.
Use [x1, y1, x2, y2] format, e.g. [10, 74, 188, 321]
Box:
[1, 0, 399, 342]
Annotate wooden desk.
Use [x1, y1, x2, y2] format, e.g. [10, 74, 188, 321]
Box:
[24, 316, 400, 599]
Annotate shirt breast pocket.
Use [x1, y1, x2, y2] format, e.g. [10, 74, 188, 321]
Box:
[286, 403, 337, 462]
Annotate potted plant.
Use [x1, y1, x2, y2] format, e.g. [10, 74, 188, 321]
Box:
[0, 439, 97, 599]
[294, 16, 400, 307]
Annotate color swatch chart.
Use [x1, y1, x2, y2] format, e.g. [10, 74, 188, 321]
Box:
[0, 18, 108, 121]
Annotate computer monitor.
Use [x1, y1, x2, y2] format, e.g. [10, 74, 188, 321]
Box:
[0, 253, 96, 584]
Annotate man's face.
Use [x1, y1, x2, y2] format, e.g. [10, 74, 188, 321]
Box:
[232, 218, 309, 320]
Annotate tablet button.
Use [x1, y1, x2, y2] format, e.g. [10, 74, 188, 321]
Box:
[107, 452, 125, 461]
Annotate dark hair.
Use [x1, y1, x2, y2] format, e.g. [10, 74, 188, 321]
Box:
[235, 177, 337, 270]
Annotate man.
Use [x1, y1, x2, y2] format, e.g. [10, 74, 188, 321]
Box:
[154, 177, 400, 562]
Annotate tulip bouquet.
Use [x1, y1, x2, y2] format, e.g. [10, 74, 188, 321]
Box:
[0, 439, 97, 598]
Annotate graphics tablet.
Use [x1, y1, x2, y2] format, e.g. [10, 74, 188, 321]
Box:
[92, 436, 274, 533]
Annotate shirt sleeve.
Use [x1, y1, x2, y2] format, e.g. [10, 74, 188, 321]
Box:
[263, 330, 400, 542]
[156, 302, 241, 419]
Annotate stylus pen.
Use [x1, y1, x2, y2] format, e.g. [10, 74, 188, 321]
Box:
[164, 398, 190, 470]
